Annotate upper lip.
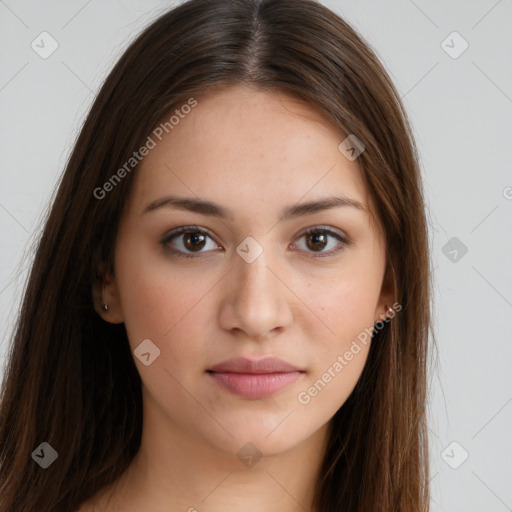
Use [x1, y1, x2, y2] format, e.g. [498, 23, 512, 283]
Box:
[208, 357, 303, 374]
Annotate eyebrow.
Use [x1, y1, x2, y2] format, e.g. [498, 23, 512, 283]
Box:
[142, 194, 366, 220]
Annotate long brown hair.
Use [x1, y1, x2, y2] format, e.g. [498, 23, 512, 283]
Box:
[0, 1, 432, 510]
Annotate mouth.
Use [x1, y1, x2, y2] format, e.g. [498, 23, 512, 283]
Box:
[206, 357, 305, 399]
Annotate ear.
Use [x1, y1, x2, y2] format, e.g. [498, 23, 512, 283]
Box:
[92, 266, 124, 324]
[374, 258, 396, 323]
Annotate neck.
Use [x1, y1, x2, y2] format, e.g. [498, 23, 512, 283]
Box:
[93, 399, 331, 512]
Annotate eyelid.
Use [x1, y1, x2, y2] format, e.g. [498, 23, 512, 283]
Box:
[298, 225, 348, 241]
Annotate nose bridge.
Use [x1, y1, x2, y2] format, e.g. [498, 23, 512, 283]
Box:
[222, 244, 292, 338]
[237, 250, 273, 298]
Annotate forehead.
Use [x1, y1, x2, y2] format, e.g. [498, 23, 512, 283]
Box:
[125, 85, 373, 223]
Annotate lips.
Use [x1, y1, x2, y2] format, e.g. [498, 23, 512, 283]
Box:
[208, 356, 302, 374]
[207, 357, 305, 399]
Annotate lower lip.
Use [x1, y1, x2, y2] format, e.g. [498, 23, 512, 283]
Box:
[208, 371, 303, 399]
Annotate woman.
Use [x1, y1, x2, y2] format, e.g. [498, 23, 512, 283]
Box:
[0, 0, 432, 510]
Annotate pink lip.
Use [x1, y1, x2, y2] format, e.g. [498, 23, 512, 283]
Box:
[207, 357, 305, 399]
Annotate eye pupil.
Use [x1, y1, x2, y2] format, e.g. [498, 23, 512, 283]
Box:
[306, 233, 328, 251]
[184, 232, 206, 251]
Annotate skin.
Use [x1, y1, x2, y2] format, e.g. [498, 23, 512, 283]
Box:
[84, 84, 394, 512]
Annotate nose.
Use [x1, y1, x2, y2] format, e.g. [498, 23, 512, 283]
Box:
[218, 248, 293, 341]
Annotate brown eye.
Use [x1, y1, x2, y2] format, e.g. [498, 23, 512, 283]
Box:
[161, 226, 220, 258]
[183, 232, 207, 251]
[293, 227, 349, 257]
[305, 232, 328, 252]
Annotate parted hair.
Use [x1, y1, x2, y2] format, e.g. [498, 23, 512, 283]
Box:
[0, 1, 432, 510]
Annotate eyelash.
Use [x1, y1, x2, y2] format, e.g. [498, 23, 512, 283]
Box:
[160, 225, 350, 259]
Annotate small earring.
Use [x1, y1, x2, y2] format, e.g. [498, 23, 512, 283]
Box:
[100, 283, 108, 313]
[385, 305, 393, 319]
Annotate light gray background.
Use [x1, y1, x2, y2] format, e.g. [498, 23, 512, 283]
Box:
[1, 1, 511, 510]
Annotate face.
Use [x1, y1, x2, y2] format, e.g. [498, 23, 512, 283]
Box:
[99, 84, 393, 458]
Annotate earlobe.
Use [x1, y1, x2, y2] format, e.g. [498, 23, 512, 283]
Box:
[92, 271, 124, 324]
[375, 259, 397, 323]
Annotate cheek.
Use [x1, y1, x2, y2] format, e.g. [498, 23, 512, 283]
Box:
[295, 282, 375, 418]
[305, 263, 383, 344]
[306, 280, 374, 383]
[296, 343, 370, 420]
[114, 244, 217, 372]
[294, 257, 383, 411]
